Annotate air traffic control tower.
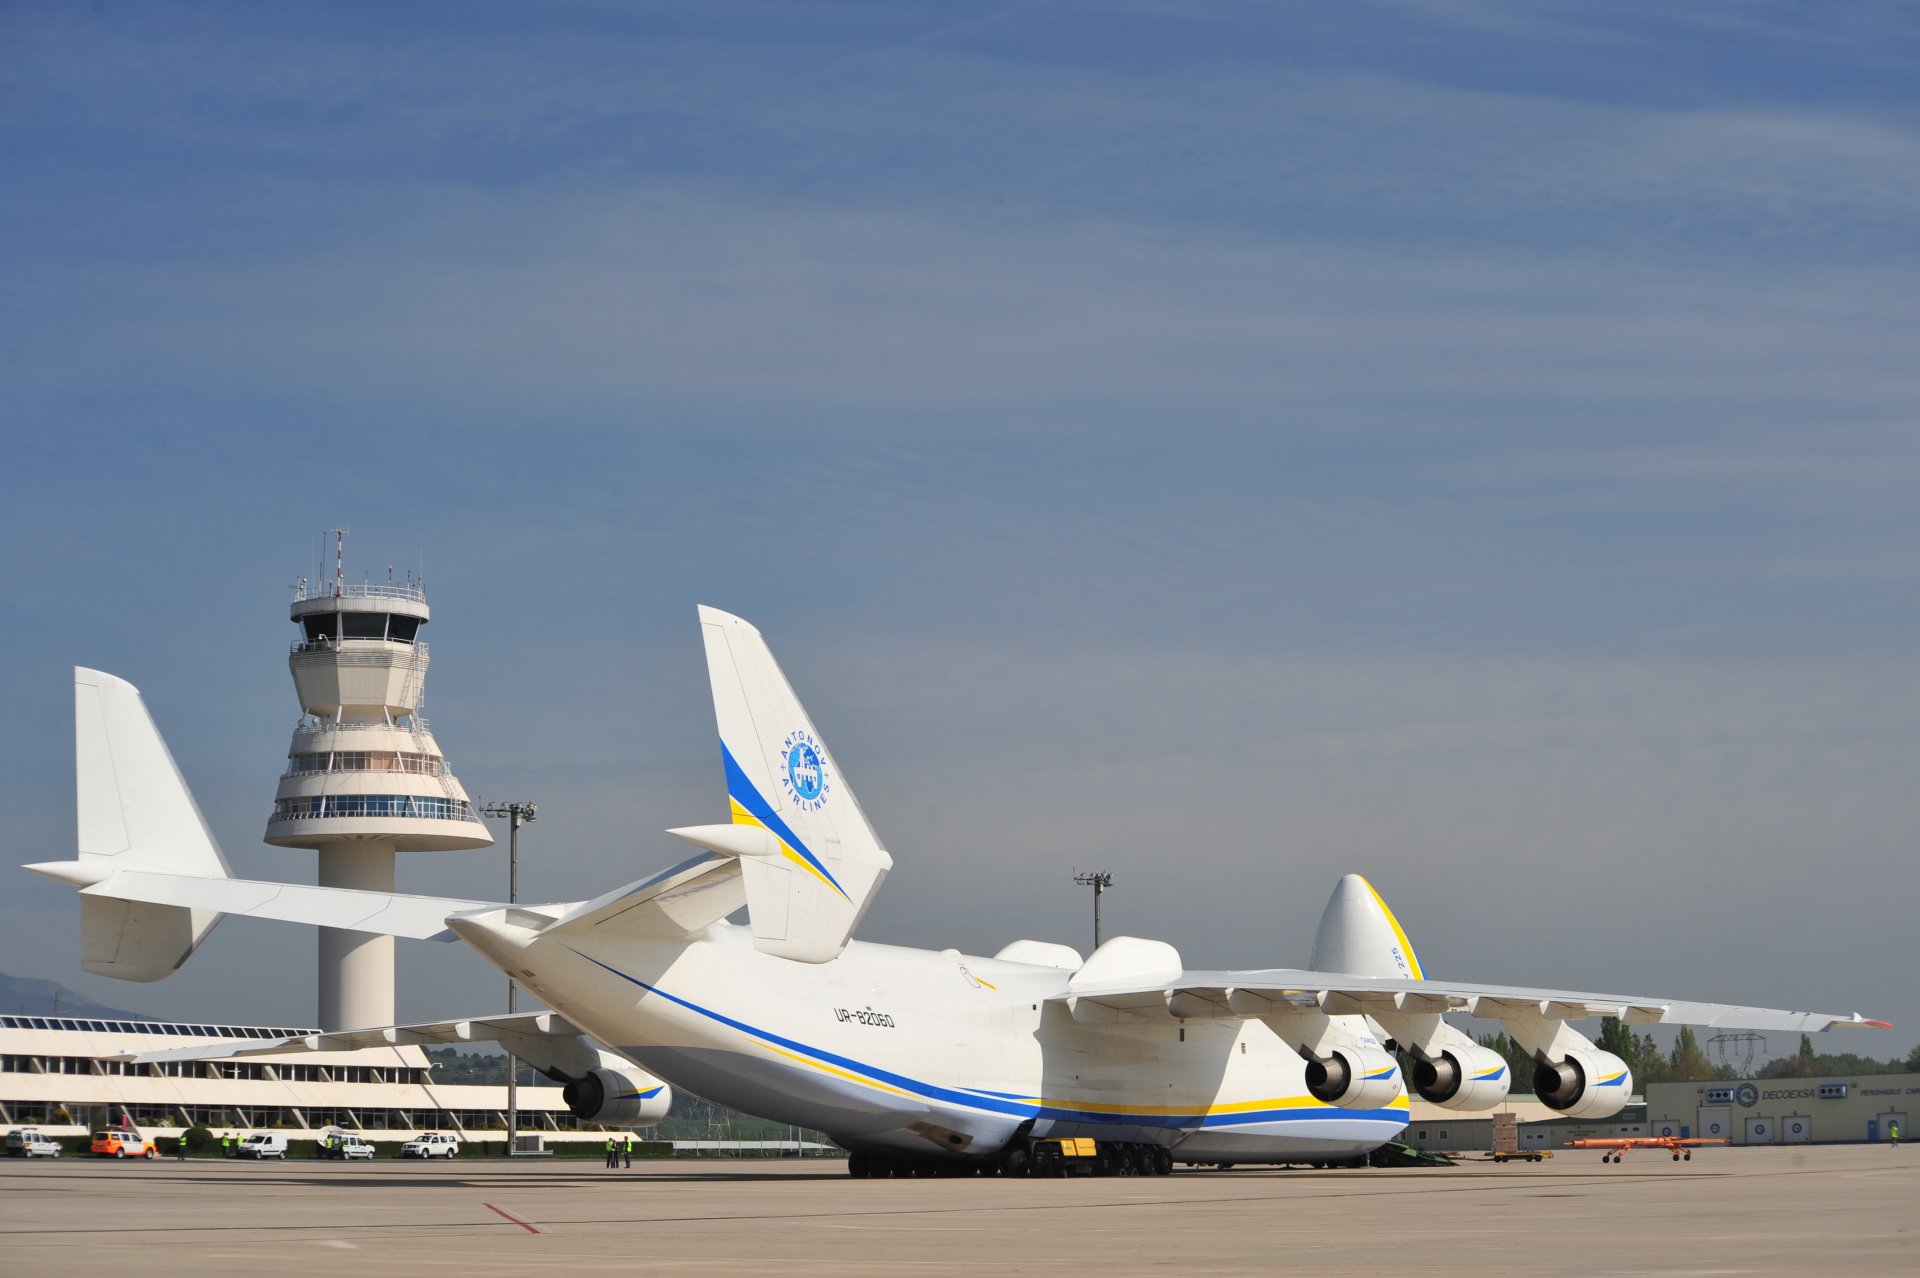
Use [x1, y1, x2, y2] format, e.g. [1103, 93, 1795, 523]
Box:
[264, 539, 492, 1030]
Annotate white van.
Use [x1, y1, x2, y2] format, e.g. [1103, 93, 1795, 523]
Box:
[5, 1128, 61, 1158]
[316, 1128, 375, 1160]
[237, 1131, 288, 1160]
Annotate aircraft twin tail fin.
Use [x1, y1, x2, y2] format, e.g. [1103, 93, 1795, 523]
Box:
[684, 606, 892, 963]
[65, 668, 231, 981]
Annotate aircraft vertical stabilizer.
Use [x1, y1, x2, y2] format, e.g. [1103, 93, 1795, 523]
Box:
[696, 606, 892, 962]
[1310, 873, 1424, 980]
[71, 667, 230, 980]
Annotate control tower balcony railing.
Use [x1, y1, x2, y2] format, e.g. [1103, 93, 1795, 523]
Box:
[293, 580, 428, 604]
[290, 637, 430, 655]
[270, 795, 485, 823]
[281, 753, 450, 780]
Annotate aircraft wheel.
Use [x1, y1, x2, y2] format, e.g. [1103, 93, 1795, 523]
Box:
[1683, 1152, 1691, 1161]
[1672, 1153, 1681, 1161]
[1002, 1147, 1030, 1179]
[1153, 1147, 1174, 1176]
[847, 1150, 871, 1179]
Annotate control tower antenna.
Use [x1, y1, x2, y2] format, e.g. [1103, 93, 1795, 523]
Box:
[267, 536, 493, 1030]
[331, 527, 348, 596]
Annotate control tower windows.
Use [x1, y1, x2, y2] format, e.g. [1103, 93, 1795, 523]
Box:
[299, 613, 422, 644]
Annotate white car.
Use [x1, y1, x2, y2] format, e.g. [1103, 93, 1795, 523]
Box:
[401, 1132, 459, 1159]
[5, 1128, 61, 1158]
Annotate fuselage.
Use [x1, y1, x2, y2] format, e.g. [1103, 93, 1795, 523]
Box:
[452, 913, 1409, 1164]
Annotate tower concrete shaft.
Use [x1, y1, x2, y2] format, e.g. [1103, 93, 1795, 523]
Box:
[317, 843, 397, 1030]
[266, 546, 491, 1030]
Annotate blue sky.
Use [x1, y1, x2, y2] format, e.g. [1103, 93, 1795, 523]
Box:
[3, 2, 1916, 1061]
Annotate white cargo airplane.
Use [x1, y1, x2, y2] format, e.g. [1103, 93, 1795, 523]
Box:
[26, 608, 1890, 1176]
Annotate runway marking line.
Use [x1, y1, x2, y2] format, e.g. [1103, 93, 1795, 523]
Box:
[484, 1202, 541, 1234]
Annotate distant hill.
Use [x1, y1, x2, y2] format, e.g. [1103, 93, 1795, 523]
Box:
[0, 972, 153, 1021]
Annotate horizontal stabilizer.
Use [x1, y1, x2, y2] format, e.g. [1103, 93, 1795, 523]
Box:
[667, 824, 783, 861]
[122, 1011, 634, 1083]
[540, 853, 746, 941]
[27, 863, 500, 942]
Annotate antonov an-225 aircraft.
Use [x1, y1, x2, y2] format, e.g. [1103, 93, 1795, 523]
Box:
[27, 607, 1889, 1176]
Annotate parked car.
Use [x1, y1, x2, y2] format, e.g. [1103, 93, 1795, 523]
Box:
[401, 1132, 459, 1159]
[5, 1128, 62, 1158]
[90, 1129, 157, 1159]
[237, 1131, 289, 1159]
[316, 1129, 375, 1160]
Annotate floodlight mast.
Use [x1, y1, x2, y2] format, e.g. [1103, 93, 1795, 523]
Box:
[1072, 870, 1115, 950]
[478, 801, 537, 1154]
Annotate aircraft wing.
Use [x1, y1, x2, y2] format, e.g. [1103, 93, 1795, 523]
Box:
[1058, 968, 1891, 1033]
[121, 1010, 621, 1080]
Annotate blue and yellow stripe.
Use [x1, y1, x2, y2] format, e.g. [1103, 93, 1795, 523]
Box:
[721, 741, 851, 902]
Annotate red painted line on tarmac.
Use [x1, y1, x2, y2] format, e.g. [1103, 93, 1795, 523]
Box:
[484, 1202, 541, 1234]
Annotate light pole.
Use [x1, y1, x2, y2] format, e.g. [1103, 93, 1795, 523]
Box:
[1072, 870, 1114, 950]
[478, 800, 536, 1155]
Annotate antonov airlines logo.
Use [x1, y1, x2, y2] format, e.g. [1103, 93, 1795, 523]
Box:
[782, 730, 829, 810]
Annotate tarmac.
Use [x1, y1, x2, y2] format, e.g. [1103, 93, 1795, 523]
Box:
[2, 1145, 1915, 1275]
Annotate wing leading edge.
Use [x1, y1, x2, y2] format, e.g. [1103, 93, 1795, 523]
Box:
[1058, 968, 1890, 1033]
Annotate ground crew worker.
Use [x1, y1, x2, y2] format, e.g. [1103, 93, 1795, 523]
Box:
[605, 1135, 617, 1168]
[221, 1133, 232, 1158]
[623, 1135, 633, 1168]
[1891, 1120, 1901, 1147]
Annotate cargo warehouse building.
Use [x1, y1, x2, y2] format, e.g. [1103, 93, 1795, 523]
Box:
[1644, 1075, 1917, 1146]
[1399, 1073, 1919, 1155]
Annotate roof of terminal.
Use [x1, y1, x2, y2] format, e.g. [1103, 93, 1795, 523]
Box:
[0, 1015, 316, 1038]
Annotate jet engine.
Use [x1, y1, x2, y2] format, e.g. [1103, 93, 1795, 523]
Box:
[1531, 1048, 1631, 1119]
[561, 1068, 674, 1126]
[1303, 1044, 1403, 1109]
[1410, 1044, 1513, 1111]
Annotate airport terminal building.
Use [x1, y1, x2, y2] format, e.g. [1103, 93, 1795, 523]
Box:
[0, 1014, 613, 1149]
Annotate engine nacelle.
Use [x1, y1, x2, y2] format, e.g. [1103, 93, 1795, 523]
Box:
[561, 1068, 673, 1127]
[1410, 1043, 1514, 1111]
[1303, 1044, 1403, 1109]
[1532, 1048, 1631, 1120]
